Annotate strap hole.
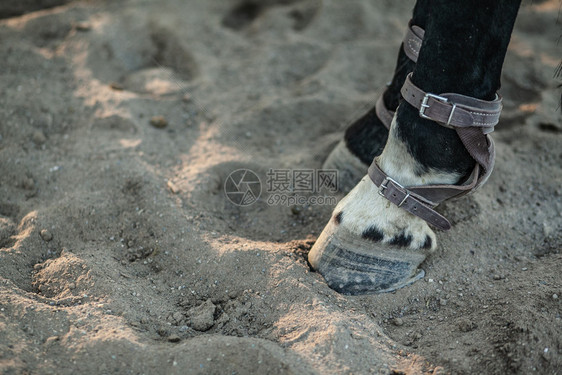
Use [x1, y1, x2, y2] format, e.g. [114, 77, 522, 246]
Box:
[392, 194, 396, 197]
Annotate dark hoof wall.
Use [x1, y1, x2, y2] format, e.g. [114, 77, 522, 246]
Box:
[309, 222, 426, 295]
[322, 140, 368, 194]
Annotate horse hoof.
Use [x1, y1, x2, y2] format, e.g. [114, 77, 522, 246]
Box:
[308, 219, 426, 295]
[322, 140, 368, 194]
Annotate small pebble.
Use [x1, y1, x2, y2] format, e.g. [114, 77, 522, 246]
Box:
[439, 298, 447, 306]
[44, 336, 59, 347]
[228, 290, 238, 299]
[182, 93, 192, 102]
[458, 318, 476, 332]
[75, 22, 91, 31]
[40, 229, 53, 242]
[521, 267, 528, 271]
[188, 299, 216, 332]
[157, 327, 169, 337]
[553, 294, 558, 300]
[21, 177, 35, 190]
[168, 335, 181, 343]
[167, 180, 180, 194]
[150, 116, 168, 128]
[32, 130, 47, 145]
[290, 206, 302, 216]
[172, 312, 184, 322]
[68, 282, 76, 290]
[391, 317, 404, 326]
[109, 82, 124, 91]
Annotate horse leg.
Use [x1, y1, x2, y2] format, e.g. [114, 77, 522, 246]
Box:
[323, 0, 431, 193]
[309, 0, 521, 295]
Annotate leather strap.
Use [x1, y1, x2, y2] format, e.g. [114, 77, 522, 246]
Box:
[403, 22, 425, 63]
[400, 73, 503, 132]
[368, 76, 502, 230]
[368, 160, 487, 230]
[368, 161, 453, 230]
[375, 95, 395, 130]
[375, 22, 425, 129]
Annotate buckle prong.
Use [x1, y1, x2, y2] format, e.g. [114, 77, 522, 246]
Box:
[378, 176, 403, 197]
[398, 193, 410, 207]
[419, 93, 449, 120]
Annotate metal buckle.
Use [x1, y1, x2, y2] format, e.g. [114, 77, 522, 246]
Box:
[378, 176, 396, 197]
[419, 93, 449, 120]
[446, 103, 457, 127]
[378, 176, 410, 207]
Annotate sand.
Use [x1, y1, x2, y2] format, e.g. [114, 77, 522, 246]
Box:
[0, 0, 561, 374]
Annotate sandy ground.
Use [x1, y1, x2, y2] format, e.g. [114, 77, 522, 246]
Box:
[0, 0, 561, 374]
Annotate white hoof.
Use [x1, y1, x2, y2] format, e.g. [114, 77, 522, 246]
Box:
[309, 176, 436, 295]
